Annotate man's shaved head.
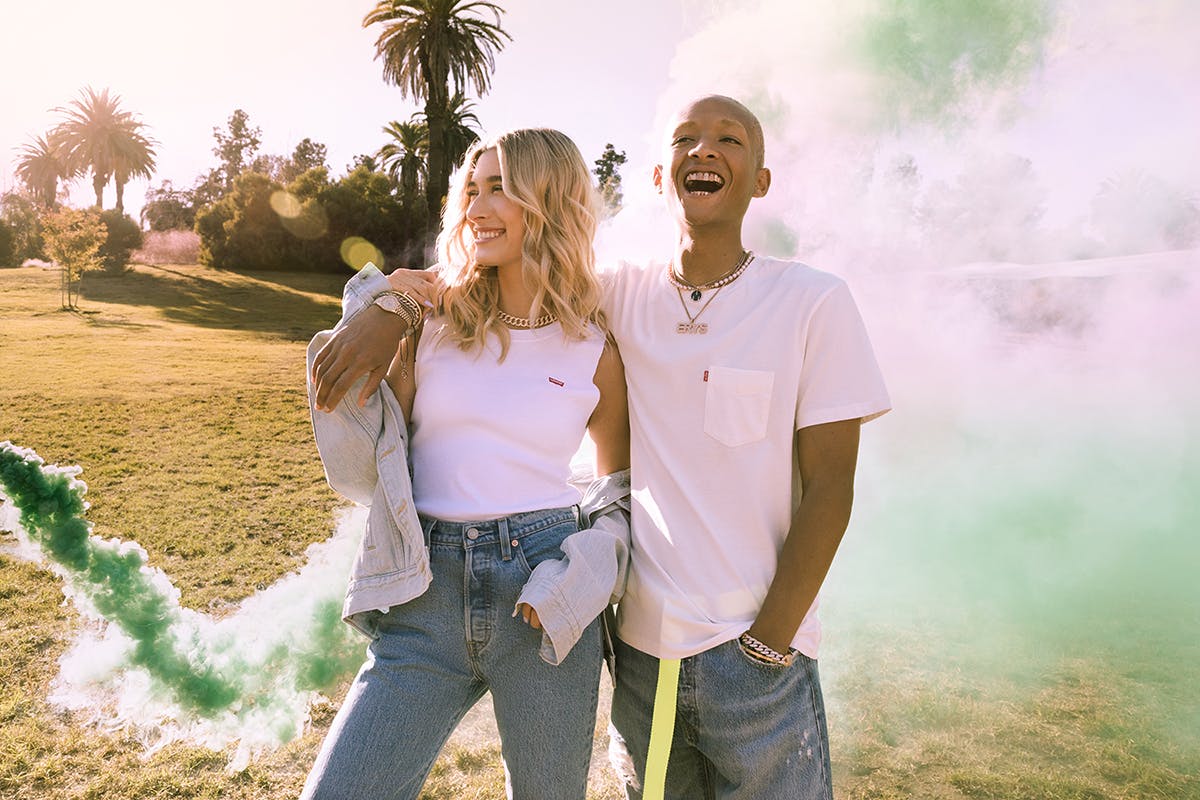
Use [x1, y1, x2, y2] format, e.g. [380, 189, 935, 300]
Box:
[670, 94, 766, 169]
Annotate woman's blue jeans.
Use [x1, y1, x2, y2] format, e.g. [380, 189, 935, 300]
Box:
[301, 507, 603, 800]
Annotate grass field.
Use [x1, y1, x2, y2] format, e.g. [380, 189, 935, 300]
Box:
[1, 262, 1197, 799]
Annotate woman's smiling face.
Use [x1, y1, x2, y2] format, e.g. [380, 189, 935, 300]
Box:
[467, 147, 525, 272]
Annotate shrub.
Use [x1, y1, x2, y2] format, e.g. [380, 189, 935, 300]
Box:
[195, 167, 421, 272]
[97, 210, 144, 274]
[0, 192, 45, 262]
[0, 220, 15, 267]
[196, 172, 294, 270]
[319, 165, 418, 266]
[194, 191, 234, 267]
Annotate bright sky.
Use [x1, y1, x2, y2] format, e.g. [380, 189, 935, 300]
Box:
[2, 0, 1197, 254]
[0, 0, 690, 219]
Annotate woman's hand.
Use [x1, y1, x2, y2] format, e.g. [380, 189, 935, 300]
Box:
[386, 267, 444, 310]
[515, 602, 542, 630]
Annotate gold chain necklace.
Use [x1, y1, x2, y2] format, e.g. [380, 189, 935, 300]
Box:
[497, 309, 557, 329]
[667, 250, 754, 301]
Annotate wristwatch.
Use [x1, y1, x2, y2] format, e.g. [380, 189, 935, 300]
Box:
[372, 291, 422, 328]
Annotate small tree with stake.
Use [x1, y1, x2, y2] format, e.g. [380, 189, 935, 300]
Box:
[41, 208, 105, 310]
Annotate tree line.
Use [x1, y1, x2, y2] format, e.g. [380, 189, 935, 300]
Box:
[2, 1, 628, 284]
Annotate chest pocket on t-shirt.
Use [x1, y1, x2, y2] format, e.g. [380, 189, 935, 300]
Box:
[703, 366, 774, 447]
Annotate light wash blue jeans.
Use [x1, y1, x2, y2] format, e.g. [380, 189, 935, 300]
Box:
[301, 507, 603, 800]
[609, 635, 833, 800]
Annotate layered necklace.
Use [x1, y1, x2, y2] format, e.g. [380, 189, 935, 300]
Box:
[668, 250, 754, 335]
[497, 309, 557, 329]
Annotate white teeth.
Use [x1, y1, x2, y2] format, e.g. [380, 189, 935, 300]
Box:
[475, 230, 503, 241]
[682, 171, 724, 198]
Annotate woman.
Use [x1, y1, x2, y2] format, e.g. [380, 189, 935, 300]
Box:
[301, 128, 630, 799]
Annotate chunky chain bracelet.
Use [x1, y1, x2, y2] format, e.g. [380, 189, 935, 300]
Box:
[738, 632, 796, 666]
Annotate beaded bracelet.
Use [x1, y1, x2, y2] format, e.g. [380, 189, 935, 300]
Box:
[738, 632, 796, 666]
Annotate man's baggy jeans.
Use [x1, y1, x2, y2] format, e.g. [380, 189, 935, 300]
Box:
[609, 635, 833, 800]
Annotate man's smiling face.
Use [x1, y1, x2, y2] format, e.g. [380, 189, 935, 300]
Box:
[654, 95, 770, 230]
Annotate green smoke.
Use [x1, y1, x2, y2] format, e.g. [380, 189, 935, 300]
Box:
[0, 441, 364, 754]
[858, 0, 1053, 126]
[0, 442, 240, 711]
[824, 276, 1200, 767]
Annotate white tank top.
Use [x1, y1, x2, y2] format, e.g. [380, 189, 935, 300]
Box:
[410, 319, 606, 521]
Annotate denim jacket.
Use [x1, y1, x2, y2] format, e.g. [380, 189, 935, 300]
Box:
[306, 264, 630, 664]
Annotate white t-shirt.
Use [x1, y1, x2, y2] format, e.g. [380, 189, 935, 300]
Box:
[410, 319, 605, 522]
[605, 257, 891, 660]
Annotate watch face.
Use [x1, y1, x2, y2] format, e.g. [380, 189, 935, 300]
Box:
[374, 294, 402, 313]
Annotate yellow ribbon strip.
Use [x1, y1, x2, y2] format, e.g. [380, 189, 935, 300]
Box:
[643, 657, 681, 800]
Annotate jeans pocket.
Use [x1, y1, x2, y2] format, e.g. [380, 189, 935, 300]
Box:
[514, 518, 576, 576]
[703, 366, 774, 447]
[347, 608, 385, 640]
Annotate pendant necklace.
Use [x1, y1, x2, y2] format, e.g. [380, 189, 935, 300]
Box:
[674, 284, 726, 334]
[668, 251, 754, 334]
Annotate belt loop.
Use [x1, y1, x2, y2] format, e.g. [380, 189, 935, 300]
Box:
[498, 517, 512, 561]
[421, 515, 436, 549]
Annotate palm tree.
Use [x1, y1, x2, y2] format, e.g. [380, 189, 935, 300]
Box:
[414, 91, 481, 174]
[363, 0, 509, 234]
[52, 87, 157, 213]
[378, 120, 429, 205]
[14, 133, 75, 208]
[111, 127, 157, 214]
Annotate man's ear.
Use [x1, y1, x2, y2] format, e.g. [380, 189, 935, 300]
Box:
[652, 164, 665, 195]
[753, 167, 771, 198]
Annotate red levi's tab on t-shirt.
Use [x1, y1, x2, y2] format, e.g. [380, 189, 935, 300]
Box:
[703, 370, 709, 382]
[548, 377, 565, 387]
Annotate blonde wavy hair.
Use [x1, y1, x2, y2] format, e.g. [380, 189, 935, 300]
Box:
[435, 128, 605, 360]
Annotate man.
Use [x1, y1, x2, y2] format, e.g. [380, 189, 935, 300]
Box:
[312, 95, 889, 799]
[600, 95, 890, 799]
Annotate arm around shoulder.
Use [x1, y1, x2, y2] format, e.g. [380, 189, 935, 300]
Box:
[311, 264, 432, 413]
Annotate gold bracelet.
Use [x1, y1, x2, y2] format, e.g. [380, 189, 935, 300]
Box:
[394, 291, 423, 325]
[375, 290, 422, 330]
